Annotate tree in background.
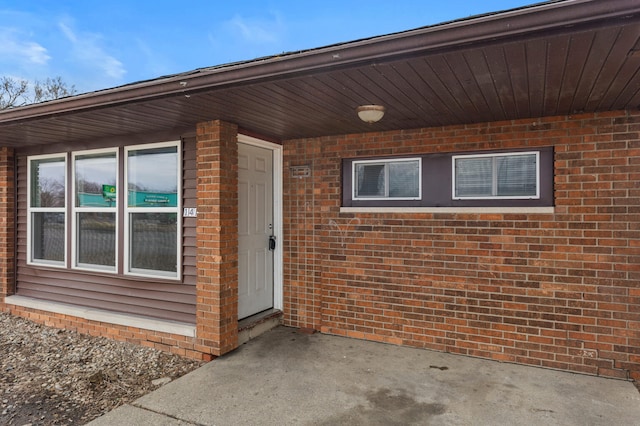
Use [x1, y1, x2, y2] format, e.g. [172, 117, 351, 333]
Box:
[0, 76, 76, 110]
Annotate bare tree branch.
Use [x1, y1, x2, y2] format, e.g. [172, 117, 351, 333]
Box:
[0, 76, 77, 110]
[0, 77, 29, 110]
[32, 77, 77, 104]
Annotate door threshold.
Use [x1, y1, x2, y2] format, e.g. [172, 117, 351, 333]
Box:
[238, 309, 283, 345]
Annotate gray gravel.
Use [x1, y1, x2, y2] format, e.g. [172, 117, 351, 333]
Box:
[0, 311, 203, 425]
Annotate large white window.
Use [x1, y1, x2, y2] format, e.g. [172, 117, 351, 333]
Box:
[27, 141, 182, 279]
[28, 154, 67, 266]
[73, 149, 118, 271]
[453, 151, 539, 200]
[353, 158, 421, 200]
[125, 142, 181, 278]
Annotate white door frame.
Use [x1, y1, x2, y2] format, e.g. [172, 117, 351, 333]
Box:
[237, 134, 283, 312]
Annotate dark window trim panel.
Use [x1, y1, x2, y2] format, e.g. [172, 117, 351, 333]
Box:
[342, 146, 554, 208]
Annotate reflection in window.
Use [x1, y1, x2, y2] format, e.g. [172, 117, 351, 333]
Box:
[28, 155, 66, 265]
[30, 157, 66, 208]
[75, 152, 117, 207]
[356, 164, 385, 197]
[73, 150, 118, 271]
[129, 213, 177, 273]
[126, 142, 180, 278]
[127, 146, 178, 208]
[31, 212, 65, 262]
[354, 159, 420, 199]
[76, 212, 116, 268]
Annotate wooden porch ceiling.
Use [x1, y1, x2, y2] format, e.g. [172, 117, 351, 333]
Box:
[0, 0, 639, 147]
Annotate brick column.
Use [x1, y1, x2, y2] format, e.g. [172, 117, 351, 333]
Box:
[0, 147, 14, 305]
[195, 120, 239, 356]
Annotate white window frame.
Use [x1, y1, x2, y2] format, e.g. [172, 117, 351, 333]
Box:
[352, 157, 422, 201]
[71, 148, 119, 273]
[27, 153, 68, 267]
[124, 141, 181, 279]
[452, 151, 540, 200]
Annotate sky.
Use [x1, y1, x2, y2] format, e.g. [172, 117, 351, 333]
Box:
[0, 1, 541, 95]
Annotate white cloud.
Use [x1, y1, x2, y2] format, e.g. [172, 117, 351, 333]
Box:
[134, 38, 170, 77]
[206, 11, 288, 63]
[228, 15, 280, 44]
[58, 21, 126, 80]
[58, 22, 77, 43]
[0, 29, 51, 65]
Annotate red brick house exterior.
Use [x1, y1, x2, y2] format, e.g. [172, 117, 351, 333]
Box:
[284, 111, 640, 380]
[0, 1, 638, 382]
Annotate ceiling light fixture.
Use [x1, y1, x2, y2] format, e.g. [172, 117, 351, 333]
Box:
[356, 105, 386, 123]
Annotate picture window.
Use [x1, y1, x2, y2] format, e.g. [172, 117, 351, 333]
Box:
[27, 141, 181, 279]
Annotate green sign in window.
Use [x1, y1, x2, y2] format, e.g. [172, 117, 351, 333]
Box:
[102, 184, 116, 200]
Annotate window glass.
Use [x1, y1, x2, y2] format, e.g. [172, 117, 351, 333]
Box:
[496, 154, 537, 197]
[355, 164, 385, 197]
[28, 143, 181, 275]
[129, 213, 177, 274]
[76, 212, 116, 268]
[75, 152, 117, 207]
[30, 157, 65, 208]
[389, 161, 420, 198]
[354, 159, 420, 199]
[454, 152, 538, 199]
[127, 146, 178, 207]
[29, 155, 66, 265]
[454, 157, 493, 197]
[343, 148, 551, 208]
[31, 212, 65, 262]
[126, 142, 180, 278]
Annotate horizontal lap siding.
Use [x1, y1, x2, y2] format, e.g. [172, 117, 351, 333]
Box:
[182, 138, 197, 287]
[283, 111, 640, 380]
[14, 137, 197, 324]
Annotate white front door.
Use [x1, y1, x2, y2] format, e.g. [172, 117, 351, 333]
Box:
[238, 142, 274, 319]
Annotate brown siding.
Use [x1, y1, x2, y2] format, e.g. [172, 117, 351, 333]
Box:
[0, 148, 15, 300]
[182, 138, 198, 286]
[283, 111, 640, 381]
[14, 136, 197, 324]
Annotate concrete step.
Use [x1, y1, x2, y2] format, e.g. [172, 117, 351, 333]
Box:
[238, 309, 283, 345]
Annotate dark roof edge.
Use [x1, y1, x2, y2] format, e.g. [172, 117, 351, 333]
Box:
[1, 0, 638, 123]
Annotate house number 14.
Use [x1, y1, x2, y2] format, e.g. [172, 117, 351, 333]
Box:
[183, 208, 197, 217]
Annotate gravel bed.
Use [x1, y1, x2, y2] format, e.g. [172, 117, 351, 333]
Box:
[0, 311, 203, 425]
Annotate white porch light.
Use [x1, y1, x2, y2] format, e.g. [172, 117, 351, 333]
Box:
[356, 105, 386, 123]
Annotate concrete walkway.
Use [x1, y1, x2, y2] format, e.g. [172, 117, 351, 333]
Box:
[89, 326, 640, 425]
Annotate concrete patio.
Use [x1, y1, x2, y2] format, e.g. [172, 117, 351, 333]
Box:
[89, 326, 640, 425]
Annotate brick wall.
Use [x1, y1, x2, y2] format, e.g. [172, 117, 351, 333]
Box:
[195, 120, 239, 356]
[283, 111, 640, 380]
[0, 121, 241, 361]
[4, 304, 203, 358]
